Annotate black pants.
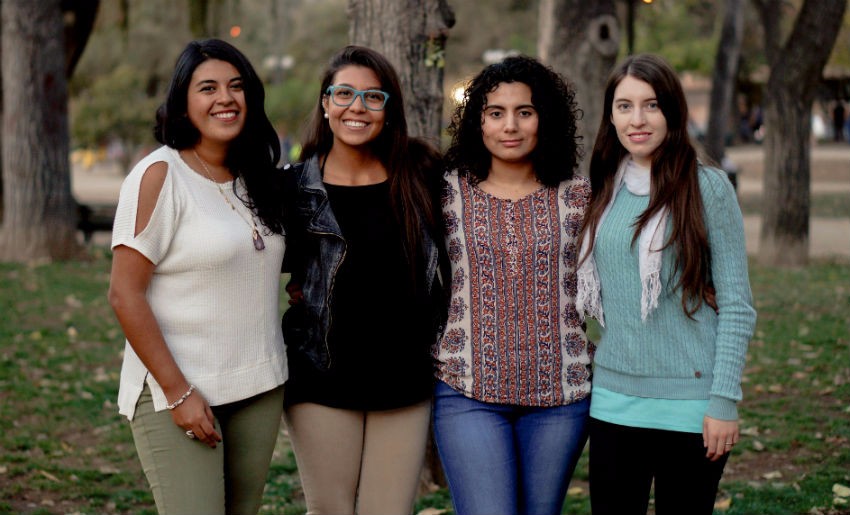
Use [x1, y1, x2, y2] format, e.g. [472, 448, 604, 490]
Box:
[589, 417, 729, 515]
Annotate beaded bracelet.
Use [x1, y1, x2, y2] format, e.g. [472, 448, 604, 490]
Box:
[166, 384, 196, 410]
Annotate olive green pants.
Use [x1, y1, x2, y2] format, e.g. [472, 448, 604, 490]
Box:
[131, 384, 284, 515]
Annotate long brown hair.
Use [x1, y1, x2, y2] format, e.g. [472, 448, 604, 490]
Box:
[579, 53, 710, 316]
[300, 45, 440, 289]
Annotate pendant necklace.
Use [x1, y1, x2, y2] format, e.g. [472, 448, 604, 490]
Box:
[192, 149, 265, 251]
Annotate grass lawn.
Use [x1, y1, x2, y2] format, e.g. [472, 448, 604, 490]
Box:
[1, 247, 848, 514]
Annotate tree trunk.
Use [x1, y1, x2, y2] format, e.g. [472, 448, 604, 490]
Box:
[189, 0, 209, 38]
[704, 0, 742, 165]
[756, 0, 847, 266]
[0, 0, 81, 261]
[347, 0, 455, 144]
[537, 0, 619, 174]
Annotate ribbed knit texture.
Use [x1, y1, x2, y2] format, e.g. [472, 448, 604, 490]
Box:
[592, 166, 756, 421]
[112, 146, 287, 420]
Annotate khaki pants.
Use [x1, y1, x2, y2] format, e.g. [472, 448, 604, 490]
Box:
[131, 384, 284, 515]
[284, 400, 431, 515]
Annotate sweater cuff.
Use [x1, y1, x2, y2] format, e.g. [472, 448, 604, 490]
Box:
[706, 395, 738, 420]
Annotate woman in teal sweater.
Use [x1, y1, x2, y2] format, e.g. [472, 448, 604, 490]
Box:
[577, 53, 756, 515]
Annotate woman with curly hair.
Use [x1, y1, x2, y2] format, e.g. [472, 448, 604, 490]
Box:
[433, 55, 593, 515]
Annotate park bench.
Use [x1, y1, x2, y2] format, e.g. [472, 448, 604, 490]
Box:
[77, 202, 116, 243]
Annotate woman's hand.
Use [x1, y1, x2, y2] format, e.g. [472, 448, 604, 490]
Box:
[286, 281, 304, 305]
[703, 416, 739, 461]
[169, 390, 221, 448]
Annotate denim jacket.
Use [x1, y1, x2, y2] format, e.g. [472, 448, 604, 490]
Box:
[281, 154, 445, 371]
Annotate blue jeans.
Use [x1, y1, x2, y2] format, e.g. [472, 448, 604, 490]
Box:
[433, 381, 590, 515]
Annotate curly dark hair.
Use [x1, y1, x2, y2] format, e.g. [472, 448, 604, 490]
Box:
[444, 55, 583, 187]
[154, 38, 283, 234]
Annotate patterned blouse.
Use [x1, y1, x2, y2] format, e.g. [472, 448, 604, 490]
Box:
[434, 171, 594, 406]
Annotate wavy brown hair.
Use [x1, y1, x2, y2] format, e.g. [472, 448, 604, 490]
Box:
[579, 53, 710, 317]
[299, 45, 441, 290]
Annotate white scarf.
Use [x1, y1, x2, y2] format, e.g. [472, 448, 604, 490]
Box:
[576, 158, 668, 326]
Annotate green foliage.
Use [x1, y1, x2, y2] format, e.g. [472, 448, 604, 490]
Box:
[633, 0, 720, 74]
[264, 76, 320, 136]
[71, 65, 159, 151]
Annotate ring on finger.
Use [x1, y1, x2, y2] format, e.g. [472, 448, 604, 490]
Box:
[185, 430, 196, 439]
[724, 442, 734, 447]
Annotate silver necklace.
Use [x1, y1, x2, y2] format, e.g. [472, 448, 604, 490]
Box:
[192, 149, 265, 251]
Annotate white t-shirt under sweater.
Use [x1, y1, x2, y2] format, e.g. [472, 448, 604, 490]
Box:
[112, 145, 287, 420]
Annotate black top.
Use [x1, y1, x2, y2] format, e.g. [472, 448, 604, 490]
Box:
[284, 181, 434, 410]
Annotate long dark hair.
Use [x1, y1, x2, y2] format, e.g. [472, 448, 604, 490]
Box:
[300, 45, 440, 287]
[444, 55, 583, 186]
[154, 38, 283, 234]
[580, 53, 710, 316]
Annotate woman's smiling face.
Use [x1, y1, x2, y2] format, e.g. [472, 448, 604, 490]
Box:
[610, 75, 668, 168]
[322, 65, 386, 151]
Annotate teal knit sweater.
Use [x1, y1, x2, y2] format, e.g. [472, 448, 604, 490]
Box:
[593, 166, 757, 421]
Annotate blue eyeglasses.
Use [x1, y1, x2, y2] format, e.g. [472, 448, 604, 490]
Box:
[325, 85, 390, 111]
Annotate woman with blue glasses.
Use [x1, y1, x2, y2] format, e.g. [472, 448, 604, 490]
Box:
[280, 45, 446, 514]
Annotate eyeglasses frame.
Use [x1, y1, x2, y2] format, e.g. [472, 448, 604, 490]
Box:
[325, 85, 390, 111]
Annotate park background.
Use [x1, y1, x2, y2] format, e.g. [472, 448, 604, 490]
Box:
[1, 0, 849, 514]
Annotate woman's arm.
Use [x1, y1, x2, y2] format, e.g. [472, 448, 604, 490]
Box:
[700, 168, 757, 459]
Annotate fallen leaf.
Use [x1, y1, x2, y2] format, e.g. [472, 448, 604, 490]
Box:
[833, 484, 850, 498]
[714, 497, 732, 510]
[768, 384, 784, 393]
[415, 509, 447, 515]
[567, 486, 585, 496]
[39, 470, 59, 482]
[834, 497, 848, 506]
[763, 471, 783, 480]
[752, 440, 765, 451]
[741, 426, 760, 436]
[0, 466, 7, 474]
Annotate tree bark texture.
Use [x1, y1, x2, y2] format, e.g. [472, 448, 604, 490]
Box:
[347, 0, 455, 144]
[1, 0, 81, 261]
[704, 0, 742, 164]
[756, 0, 847, 266]
[538, 0, 619, 174]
